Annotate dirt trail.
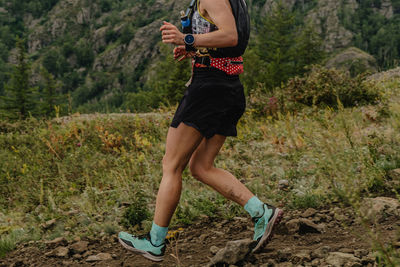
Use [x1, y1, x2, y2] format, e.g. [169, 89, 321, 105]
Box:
[1, 208, 398, 267]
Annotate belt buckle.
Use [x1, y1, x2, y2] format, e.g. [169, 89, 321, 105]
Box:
[195, 56, 210, 68]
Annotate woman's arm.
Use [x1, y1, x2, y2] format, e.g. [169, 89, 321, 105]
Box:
[160, 0, 238, 48]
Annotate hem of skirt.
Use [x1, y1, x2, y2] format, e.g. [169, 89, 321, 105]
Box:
[170, 121, 237, 139]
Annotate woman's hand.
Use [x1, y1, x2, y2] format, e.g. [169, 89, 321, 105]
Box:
[173, 45, 195, 61]
[160, 21, 185, 45]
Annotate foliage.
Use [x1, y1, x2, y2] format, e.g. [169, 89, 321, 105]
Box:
[0, 76, 399, 260]
[340, 0, 400, 69]
[121, 191, 151, 229]
[242, 1, 324, 93]
[0, 38, 37, 120]
[281, 65, 384, 108]
[247, 66, 385, 118]
[122, 44, 191, 112]
[38, 67, 65, 118]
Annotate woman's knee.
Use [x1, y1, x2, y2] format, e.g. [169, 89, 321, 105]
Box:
[189, 160, 208, 182]
[162, 154, 186, 175]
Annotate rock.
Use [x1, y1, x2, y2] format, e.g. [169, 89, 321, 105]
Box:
[311, 245, 331, 259]
[212, 231, 224, 236]
[301, 208, 317, 218]
[277, 248, 292, 262]
[388, 169, 400, 180]
[306, 0, 356, 52]
[70, 241, 89, 254]
[354, 249, 369, 258]
[199, 234, 208, 242]
[42, 219, 56, 229]
[326, 47, 378, 75]
[208, 239, 256, 266]
[44, 237, 66, 246]
[325, 252, 361, 267]
[210, 246, 220, 255]
[386, 169, 400, 188]
[86, 253, 112, 262]
[311, 258, 321, 266]
[55, 246, 69, 258]
[339, 248, 354, 254]
[291, 250, 312, 264]
[73, 254, 82, 259]
[360, 197, 400, 222]
[285, 218, 324, 234]
[278, 180, 289, 190]
[233, 217, 248, 222]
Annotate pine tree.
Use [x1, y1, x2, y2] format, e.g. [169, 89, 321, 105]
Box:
[38, 67, 65, 118]
[256, 2, 296, 90]
[293, 23, 325, 75]
[0, 37, 37, 120]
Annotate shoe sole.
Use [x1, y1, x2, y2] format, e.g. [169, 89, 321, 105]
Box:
[118, 237, 164, 262]
[252, 208, 284, 253]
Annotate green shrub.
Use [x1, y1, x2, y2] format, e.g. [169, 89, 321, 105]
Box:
[282, 65, 383, 108]
[121, 192, 150, 229]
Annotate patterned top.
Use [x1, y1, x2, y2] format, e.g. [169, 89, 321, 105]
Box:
[191, 0, 244, 75]
[192, 2, 217, 34]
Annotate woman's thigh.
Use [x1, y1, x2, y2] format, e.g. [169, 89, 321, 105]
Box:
[163, 123, 204, 173]
[189, 134, 226, 173]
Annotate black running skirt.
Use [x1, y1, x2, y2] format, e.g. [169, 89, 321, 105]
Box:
[171, 67, 246, 139]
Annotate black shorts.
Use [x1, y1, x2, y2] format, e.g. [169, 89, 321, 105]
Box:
[171, 67, 246, 139]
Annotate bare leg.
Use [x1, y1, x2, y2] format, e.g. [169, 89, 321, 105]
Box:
[153, 123, 203, 227]
[189, 135, 254, 207]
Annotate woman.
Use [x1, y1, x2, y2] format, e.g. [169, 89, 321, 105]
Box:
[118, 0, 283, 262]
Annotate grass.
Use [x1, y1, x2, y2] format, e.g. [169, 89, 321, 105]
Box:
[0, 75, 399, 261]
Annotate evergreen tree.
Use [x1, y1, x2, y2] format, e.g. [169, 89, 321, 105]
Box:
[0, 38, 37, 120]
[256, 2, 296, 90]
[38, 67, 65, 118]
[293, 23, 325, 75]
[249, 1, 324, 92]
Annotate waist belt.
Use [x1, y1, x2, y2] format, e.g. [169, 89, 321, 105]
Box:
[194, 56, 211, 67]
[193, 56, 244, 75]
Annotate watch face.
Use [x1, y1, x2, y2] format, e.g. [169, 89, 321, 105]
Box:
[185, 34, 195, 45]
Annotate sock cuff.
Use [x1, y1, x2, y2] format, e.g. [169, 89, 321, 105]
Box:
[244, 196, 264, 218]
[150, 222, 168, 246]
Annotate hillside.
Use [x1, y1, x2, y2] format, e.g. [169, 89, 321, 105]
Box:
[0, 67, 400, 264]
[0, 0, 399, 114]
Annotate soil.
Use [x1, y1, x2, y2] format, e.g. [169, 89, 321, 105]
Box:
[1, 208, 398, 267]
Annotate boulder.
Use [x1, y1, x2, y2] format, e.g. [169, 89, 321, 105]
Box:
[291, 250, 312, 264]
[86, 253, 112, 262]
[285, 218, 324, 234]
[360, 197, 400, 222]
[325, 252, 361, 267]
[70, 241, 89, 254]
[44, 237, 67, 246]
[53, 247, 69, 258]
[208, 239, 256, 266]
[210, 245, 220, 255]
[301, 208, 317, 218]
[326, 47, 378, 76]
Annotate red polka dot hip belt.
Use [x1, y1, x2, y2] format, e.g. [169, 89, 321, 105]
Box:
[193, 56, 244, 75]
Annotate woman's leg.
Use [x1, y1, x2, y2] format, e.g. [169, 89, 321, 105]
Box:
[153, 123, 204, 227]
[189, 134, 284, 253]
[189, 134, 254, 207]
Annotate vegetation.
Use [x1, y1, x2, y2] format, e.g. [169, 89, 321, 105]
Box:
[0, 0, 400, 263]
[340, 0, 400, 69]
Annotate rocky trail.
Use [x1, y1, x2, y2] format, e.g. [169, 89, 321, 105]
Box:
[1, 197, 399, 267]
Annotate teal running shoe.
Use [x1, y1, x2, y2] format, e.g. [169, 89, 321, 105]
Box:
[252, 204, 284, 252]
[118, 232, 165, 262]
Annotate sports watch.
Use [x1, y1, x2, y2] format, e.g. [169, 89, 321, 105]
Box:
[184, 34, 196, 51]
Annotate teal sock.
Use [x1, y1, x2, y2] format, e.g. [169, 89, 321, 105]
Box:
[150, 222, 168, 246]
[244, 196, 265, 218]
